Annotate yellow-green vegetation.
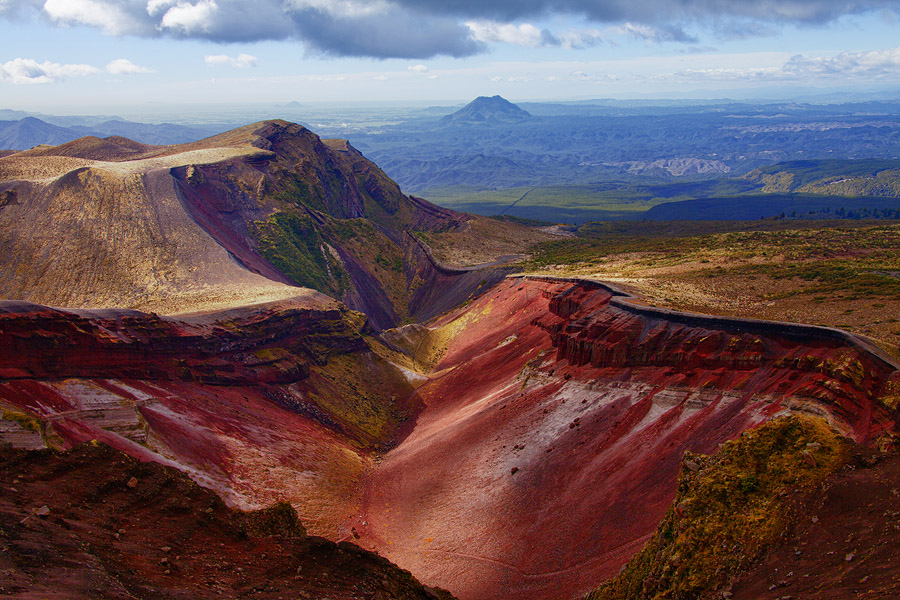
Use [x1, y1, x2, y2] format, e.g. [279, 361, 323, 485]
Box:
[422, 184, 671, 220]
[329, 218, 404, 275]
[252, 347, 292, 362]
[412, 215, 556, 269]
[880, 379, 900, 411]
[587, 415, 849, 600]
[367, 333, 425, 377]
[252, 212, 349, 297]
[801, 170, 900, 198]
[307, 353, 415, 450]
[529, 220, 900, 272]
[327, 217, 411, 319]
[744, 159, 900, 194]
[267, 156, 354, 217]
[755, 171, 795, 193]
[2, 409, 41, 433]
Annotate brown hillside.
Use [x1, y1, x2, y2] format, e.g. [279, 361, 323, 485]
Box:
[18, 135, 159, 161]
[0, 120, 517, 326]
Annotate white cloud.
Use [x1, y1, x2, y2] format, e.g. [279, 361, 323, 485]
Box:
[374, 74, 388, 80]
[465, 20, 610, 50]
[466, 20, 546, 47]
[0, 57, 98, 84]
[204, 53, 258, 68]
[490, 75, 532, 82]
[557, 28, 605, 49]
[106, 58, 153, 74]
[0, 0, 894, 63]
[43, 0, 137, 34]
[408, 64, 429, 72]
[158, 0, 218, 34]
[287, 0, 392, 18]
[784, 46, 900, 77]
[146, 0, 176, 15]
[569, 69, 619, 82]
[655, 45, 900, 84]
[608, 22, 695, 43]
[662, 66, 781, 82]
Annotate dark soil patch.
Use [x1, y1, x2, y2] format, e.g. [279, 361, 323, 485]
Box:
[0, 442, 451, 600]
[731, 449, 900, 600]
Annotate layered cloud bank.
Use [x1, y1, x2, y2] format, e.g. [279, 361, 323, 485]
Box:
[0, 0, 897, 59]
[0, 56, 151, 84]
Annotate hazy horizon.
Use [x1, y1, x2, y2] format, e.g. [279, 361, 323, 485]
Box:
[1, 0, 900, 114]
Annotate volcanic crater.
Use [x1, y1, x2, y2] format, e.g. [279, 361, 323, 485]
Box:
[1, 121, 898, 600]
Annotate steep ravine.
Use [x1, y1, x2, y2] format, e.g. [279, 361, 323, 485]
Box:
[0, 296, 418, 536]
[1, 272, 897, 600]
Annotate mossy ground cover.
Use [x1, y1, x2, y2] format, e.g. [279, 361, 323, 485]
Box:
[327, 217, 411, 320]
[420, 184, 673, 222]
[252, 212, 349, 297]
[2, 409, 41, 433]
[587, 415, 849, 600]
[527, 220, 900, 269]
[306, 353, 416, 451]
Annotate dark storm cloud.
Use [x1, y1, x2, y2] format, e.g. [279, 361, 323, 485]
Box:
[289, 8, 485, 58]
[390, 0, 898, 24]
[1, 0, 897, 59]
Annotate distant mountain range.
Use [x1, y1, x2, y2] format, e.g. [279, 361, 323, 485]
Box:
[0, 115, 224, 151]
[350, 97, 900, 195]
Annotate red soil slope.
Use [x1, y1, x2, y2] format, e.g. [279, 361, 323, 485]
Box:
[356, 277, 898, 600]
[0, 298, 417, 537]
[0, 442, 452, 600]
[1, 277, 896, 600]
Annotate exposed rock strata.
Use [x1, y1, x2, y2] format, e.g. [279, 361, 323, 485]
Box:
[357, 277, 898, 600]
[0, 277, 897, 600]
[0, 297, 417, 537]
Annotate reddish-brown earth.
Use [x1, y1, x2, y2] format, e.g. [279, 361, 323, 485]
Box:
[0, 442, 453, 600]
[0, 297, 417, 536]
[730, 447, 900, 599]
[1, 277, 897, 600]
[355, 277, 898, 600]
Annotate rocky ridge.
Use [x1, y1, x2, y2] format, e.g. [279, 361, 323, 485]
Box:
[0, 120, 495, 328]
[0, 274, 897, 600]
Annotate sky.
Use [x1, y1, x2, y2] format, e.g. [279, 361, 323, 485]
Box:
[1, 0, 900, 114]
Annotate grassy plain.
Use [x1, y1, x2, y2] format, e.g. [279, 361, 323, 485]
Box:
[519, 219, 900, 357]
[421, 184, 672, 222]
